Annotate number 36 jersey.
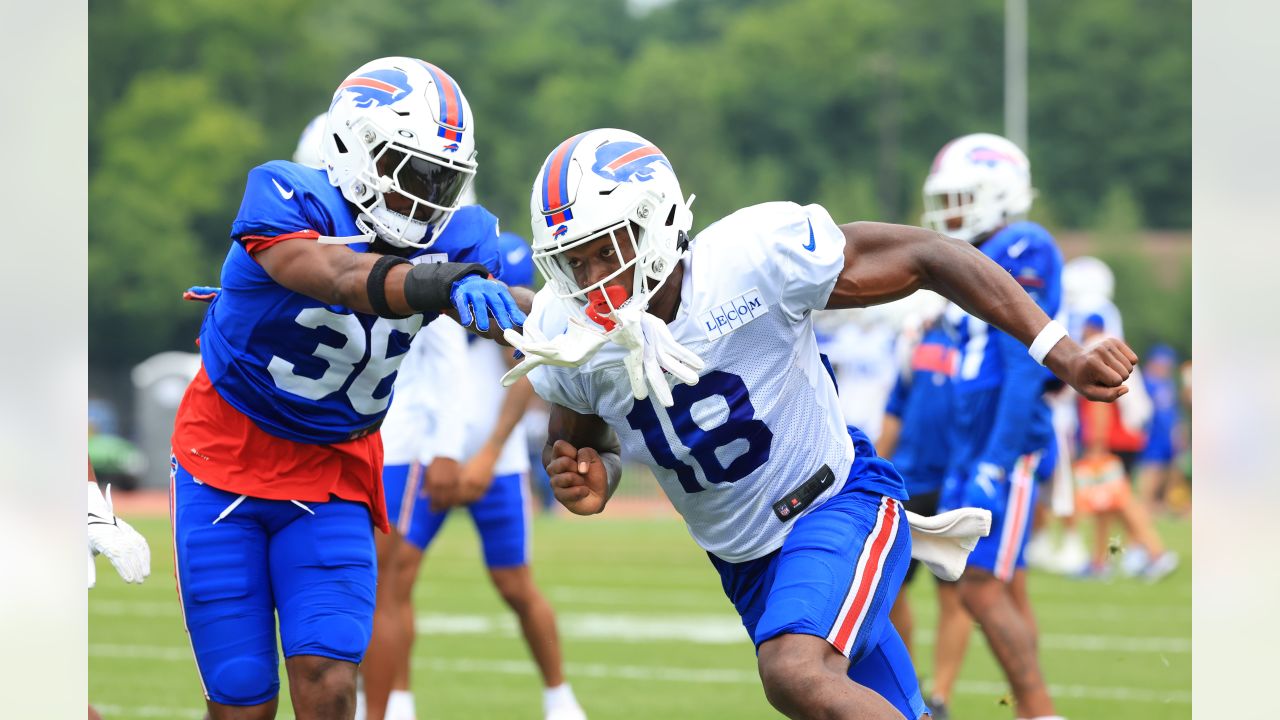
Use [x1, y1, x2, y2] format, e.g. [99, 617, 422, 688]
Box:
[171, 160, 501, 526]
[527, 202, 906, 562]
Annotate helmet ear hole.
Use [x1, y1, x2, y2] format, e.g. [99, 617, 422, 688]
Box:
[333, 134, 349, 154]
[664, 204, 677, 227]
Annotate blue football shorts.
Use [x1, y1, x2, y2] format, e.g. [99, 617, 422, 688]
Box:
[170, 457, 376, 706]
[709, 431, 925, 720]
[945, 451, 1041, 582]
[383, 462, 530, 568]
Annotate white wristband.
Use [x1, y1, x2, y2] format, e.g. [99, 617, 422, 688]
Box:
[1028, 320, 1068, 365]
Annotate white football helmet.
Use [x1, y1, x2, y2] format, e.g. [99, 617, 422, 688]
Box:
[922, 132, 1033, 243]
[1063, 255, 1115, 304]
[529, 128, 693, 315]
[293, 112, 327, 169]
[322, 57, 477, 249]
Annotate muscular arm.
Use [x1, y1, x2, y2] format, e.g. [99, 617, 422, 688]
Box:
[827, 222, 1136, 401]
[255, 238, 425, 315]
[483, 351, 539, 451]
[252, 239, 532, 334]
[543, 403, 623, 515]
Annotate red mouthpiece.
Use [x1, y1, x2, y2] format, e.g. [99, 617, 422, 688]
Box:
[584, 285, 630, 331]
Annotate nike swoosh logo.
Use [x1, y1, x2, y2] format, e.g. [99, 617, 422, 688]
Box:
[87, 513, 118, 527]
[802, 219, 816, 252]
[272, 178, 295, 200]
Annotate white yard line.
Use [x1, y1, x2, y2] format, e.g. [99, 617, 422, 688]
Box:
[90, 644, 1190, 705]
[90, 604, 1191, 653]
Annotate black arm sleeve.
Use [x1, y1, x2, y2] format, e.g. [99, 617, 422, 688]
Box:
[366, 255, 412, 319]
[402, 261, 490, 312]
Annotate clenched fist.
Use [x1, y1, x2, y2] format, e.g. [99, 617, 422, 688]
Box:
[546, 440, 610, 515]
[1047, 336, 1139, 402]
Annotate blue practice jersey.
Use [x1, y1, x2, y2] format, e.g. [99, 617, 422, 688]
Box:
[884, 326, 956, 496]
[198, 160, 502, 444]
[945, 222, 1063, 474]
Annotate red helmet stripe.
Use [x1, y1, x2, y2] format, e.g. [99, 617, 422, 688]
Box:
[418, 61, 465, 131]
[541, 133, 587, 214]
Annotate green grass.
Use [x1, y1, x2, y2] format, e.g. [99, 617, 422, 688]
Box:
[90, 513, 1190, 719]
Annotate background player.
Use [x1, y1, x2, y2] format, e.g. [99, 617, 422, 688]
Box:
[1135, 344, 1185, 515]
[878, 299, 969, 720]
[88, 458, 151, 720]
[88, 458, 150, 589]
[168, 57, 527, 720]
[360, 314, 468, 720]
[509, 128, 1136, 720]
[362, 232, 586, 720]
[1075, 316, 1178, 581]
[924, 132, 1065, 719]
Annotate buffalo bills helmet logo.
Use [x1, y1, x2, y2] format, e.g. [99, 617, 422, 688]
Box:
[552, 225, 569, 239]
[591, 141, 672, 183]
[334, 68, 414, 109]
[967, 147, 1022, 168]
[442, 142, 459, 152]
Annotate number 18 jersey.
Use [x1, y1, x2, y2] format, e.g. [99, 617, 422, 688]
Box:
[527, 202, 906, 562]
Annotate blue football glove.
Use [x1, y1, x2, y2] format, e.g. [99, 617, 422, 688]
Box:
[962, 462, 1009, 521]
[450, 275, 527, 332]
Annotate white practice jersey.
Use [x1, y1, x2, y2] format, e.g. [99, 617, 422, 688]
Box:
[527, 202, 856, 562]
[381, 316, 469, 466]
[460, 337, 531, 475]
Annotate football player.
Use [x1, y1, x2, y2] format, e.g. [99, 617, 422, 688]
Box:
[878, 299, 969, 720]
[925, 133, 1069, 720]
[505, 128, 1135, 720]
[365, 233, 586, 720]
[168, 57, 527, 720]
[87, 457, 150, 720]
[359, 312, 468, 720]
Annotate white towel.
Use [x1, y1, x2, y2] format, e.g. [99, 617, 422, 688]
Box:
[906, 508, 992, 582]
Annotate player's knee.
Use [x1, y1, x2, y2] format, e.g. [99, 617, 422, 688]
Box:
[757, 641, 820, 713]
[289, 655, 358, 700]
[958, 568, 1001, 614]
[490, 567, 534, 610]
[208, 656, 279, 707]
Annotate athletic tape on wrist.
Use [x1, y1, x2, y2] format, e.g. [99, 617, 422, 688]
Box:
[366, 255, 412, 318]
[1028, 320, 1068, 365]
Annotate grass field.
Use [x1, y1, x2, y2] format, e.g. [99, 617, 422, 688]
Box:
[89, 509, 1190, 719]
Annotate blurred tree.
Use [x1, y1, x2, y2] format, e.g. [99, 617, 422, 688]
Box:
[87, 0, 1190, 375]
[1091, 185, 1190, 359]
[89, 72, 266, 366]
[1029, 0, 1191, 228]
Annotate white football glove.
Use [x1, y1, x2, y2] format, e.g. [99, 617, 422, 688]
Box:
[501, 318, 611, 387]
[608, 304, 705, 408]
[87, 482, 151, 586]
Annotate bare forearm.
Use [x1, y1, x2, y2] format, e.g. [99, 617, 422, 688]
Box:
[832, 223, 1053, 346]
[544, 405, 624, 509]
[483, 376, 536, 455]
[878, 414, 902, 460]
[913, 232, 1051, 348]
[255, 239, 491, 316]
